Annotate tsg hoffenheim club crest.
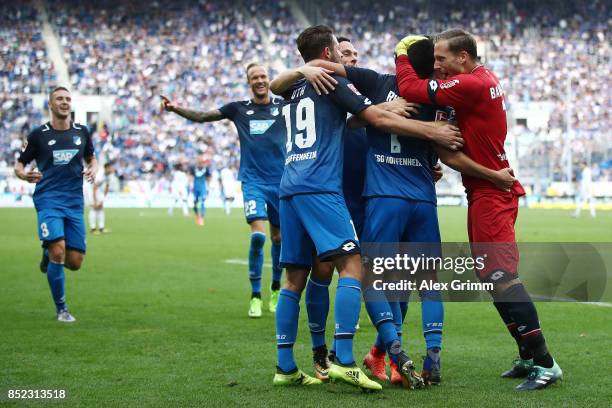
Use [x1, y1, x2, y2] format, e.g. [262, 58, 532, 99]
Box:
[73, 136, 82, 146]
[270, 107, 279, 116]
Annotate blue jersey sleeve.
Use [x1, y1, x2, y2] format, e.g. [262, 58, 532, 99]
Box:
[218, 102, 239, 120]
[345, 66, 381, 98]
[327, 76, 371, 115]
[17, 128, 38, 164]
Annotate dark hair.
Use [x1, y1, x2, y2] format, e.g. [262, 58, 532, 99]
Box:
[408, 37, 435, 79]
[436, 29, 477, 59]
[104, 162, 113, 169]
[297, 25, 334, 62]
[49, 86, 70, 99]
[245, 62, 264, 80]
[336, 36, 351, 43]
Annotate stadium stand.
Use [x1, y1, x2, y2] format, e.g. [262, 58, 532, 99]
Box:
[1, 0, 610, 204]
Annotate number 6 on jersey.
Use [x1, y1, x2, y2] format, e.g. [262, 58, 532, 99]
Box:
[282, 98, 317, 152]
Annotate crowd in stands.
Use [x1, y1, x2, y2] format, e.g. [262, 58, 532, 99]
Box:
[1, 0, 610, 196]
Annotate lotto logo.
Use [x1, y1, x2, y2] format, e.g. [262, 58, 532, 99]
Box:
[342, 242, 356, 252]
[428, 80, 438, 92]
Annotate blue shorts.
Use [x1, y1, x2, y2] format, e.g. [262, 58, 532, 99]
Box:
[280, 192, 360, 268]
[345, 197, 366, 239]
[194, 189, 207, 202]
[362, 197, 441, 243]
[37, 207, 86, 253]
[242, 183, 280, 227]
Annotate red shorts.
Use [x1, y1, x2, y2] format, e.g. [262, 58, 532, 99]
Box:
[467, 192, 520, 282]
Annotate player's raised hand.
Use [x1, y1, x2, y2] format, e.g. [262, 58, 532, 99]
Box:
[492, 167, 516, 192]
[395, 35, 427, 57]
[24, 169, 42, 183]
[299, 66, 337, 95]
[159, 95, 176, 113]
[432, 163, 443, 182]
[431, 123, 463, 151]
[381, 97, 420, 118]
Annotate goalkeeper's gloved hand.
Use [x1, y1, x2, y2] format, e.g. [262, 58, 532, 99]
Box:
[394, 35, 428, 58]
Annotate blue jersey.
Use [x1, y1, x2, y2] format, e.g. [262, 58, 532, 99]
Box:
[346, 66, 451, 204]
[279, 77, 371, 198]
[18, 121, 94, 210]
[191, 166, 210, 193]
[343, 125, 367, 223]
[219, 98, 286, 185]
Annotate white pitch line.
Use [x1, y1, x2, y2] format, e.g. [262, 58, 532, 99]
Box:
[532, 294, 612, 307]
[224, 259, 273, 268]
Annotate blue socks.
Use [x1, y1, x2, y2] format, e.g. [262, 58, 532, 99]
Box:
[334, 277, 361, 366]
[199, 198, 206, 218]
[276, 288, 300, 372]
[271, 240, 282, 289]
[47, 261, 66, 312]
[248, 232, 266, 296]
[305, 276, 331, 349]
[420, 290, 444, 350]
[365, 286, 401, 364]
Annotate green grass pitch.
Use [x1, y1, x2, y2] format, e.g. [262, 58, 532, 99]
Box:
[1, 207, 611, 407]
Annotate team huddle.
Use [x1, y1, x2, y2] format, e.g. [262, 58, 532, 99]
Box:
[16, 25, 562, 393]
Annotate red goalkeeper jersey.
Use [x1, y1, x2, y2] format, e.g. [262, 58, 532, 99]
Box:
[396, 55, 525, 199]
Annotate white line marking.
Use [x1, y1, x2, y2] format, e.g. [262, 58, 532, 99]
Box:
[224, 259, 273, 268]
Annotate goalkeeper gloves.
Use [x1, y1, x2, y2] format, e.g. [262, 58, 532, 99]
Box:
[394, 35, 428, 58]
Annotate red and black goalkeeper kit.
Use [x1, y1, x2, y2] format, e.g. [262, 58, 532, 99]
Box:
[396, 55, 525, 282]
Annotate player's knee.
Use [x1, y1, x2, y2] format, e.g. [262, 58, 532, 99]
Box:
[283, 279, 306, 294]
[250, 231, 266, 249]
[311, 260, 334, 281]
[65, 252, 84, 271]
[335, 255, 363, 280]
[47, 241, 65, 262]
[284, 268, 308, 293]
[270, 226, 281, 244]
[65, 259, 83, 271]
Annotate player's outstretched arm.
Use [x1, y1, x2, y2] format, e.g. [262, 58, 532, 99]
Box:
[347, 97, 419, 129]
[14, 161, 42, 183]
[160, 95, 224, 123]
[269, 66, 337, 96]
[357, 106, 463, 151]
[435, 146, 516, 191]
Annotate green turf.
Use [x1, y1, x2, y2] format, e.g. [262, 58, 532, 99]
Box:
[1, 208, 611, 407]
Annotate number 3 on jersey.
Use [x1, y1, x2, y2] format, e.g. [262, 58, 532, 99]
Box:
[282, 98, 316, 152]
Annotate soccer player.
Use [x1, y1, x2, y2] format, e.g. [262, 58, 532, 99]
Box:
[85, 162, 113, 234]
[219, 165, 236, 216]
[297, 37, 516, 387]
[14, 86, 97, 322]
[573, 161, 596, 218]
[271, 25, 463, 390]
[160, 63, 285, 317]
[271, 36, 435, 383]
[395, 30, 563, 390]
[168, 163, 189, 217]
[191, 156, 211, 226]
